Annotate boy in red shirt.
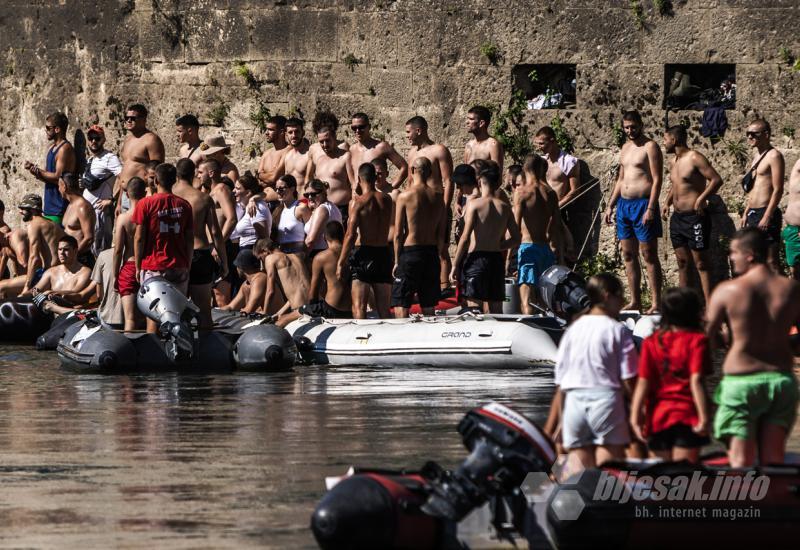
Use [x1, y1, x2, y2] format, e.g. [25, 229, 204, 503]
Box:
[630, 287, 711, 463]
[132, 163, 194, 333]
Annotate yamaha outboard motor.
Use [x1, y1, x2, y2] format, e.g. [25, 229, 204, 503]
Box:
[137, 277, 199, 362]
[537, 265, 590, 322]
[310, 403, 556, 549]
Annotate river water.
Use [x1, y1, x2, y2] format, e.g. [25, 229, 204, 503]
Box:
[0, 346, 557, 548]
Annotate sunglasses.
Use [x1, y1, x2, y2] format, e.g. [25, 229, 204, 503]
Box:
[45, 125, 56, 131]
[303, 192, 319, 199]
[124, 115, 140, 122]
[87, 135, 103, 142]
[351, 124, 367, 131]
[746, 131, 763, 138]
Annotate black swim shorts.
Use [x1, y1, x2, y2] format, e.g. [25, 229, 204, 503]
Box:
[190, 248, 218, 285]
[349, 245, 393, 285]
[460, 250, 505, 302]
[299, 299, 351, 319]
[337, 203, 349, 228]
[647, 423, 710, 451]
[391, 245, 439, 309]
[745, 207, 782, 244]
[670, 210, 712, 251]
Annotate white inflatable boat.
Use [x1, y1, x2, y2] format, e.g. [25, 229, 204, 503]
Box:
[284, 313, 563, 368]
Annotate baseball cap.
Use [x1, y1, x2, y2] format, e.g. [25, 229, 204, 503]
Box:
[233, 249, 261, 271]
[18, 193, 42, 211]
[87, 124, 105, 136]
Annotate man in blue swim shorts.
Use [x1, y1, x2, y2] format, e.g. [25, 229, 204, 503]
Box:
[514, 154, 562, 314]
[603, 110, 664, 313]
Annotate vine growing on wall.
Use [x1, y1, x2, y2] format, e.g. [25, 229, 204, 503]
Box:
[550, 115, 575, 154]
[487, 90, 532, 163]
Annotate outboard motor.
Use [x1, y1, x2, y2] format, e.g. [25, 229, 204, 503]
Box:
[136, 277, 199, 362]
[310, 402, 555, 549]
[537, 265, 590, 322]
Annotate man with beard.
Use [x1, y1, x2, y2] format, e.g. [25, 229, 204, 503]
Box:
[603, 110, 664, 313]
[257, 115, 290, 188]
[463, 106, 503, 172]
[176, 114, 204, 165]
[307, 124, 355, 225]
[24, 112, 76, 225]
[348, 112, 408, 190]
[284, 117, 310, 189]
[82, 125, 122, 255]
[117, 104, 165, 215]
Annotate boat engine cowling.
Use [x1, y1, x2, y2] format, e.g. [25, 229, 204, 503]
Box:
[136, 277, 199, 362]
[537, 265, 591, 321]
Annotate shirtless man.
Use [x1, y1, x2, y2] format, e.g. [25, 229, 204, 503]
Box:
[706, 227, 800, 467]
[0, 194, 64, 298]
[661, 125, 723, 302]
[301, 220, 352, 319]
[783, 158, 800, 279]
[464, 106, 504, 173]
[60, 173, 96, 268]
[405, 116, 455, 290]
[198, 158, 239, 305]
[742, 119, 784, 273]
[24, 111, 76, 225]
[603, 111, 664, 313]
[307, 124, 355, 224]
[201, 135, 239, 184]
[349, 113, 408, 190]
[450, 161, 521, 314]
[283, 118, 311, 189]
[392, 157, 446, 317]
[173, 158, 228, 330]
[338, 163, 394, 318]
[28, 235, 92, 306]
[373, 157, 399, 244]
[257, 115, 289, 188]
[514, 155, 562, 314]
[176, 114, 204, 165]
[219, 249, 267, 315]
[255, 238, 310, 326]
[112, 177, 146, 331]
[117, 104, 165, 215]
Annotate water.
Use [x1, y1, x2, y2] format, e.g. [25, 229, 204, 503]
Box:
[0, 346, 556, 548]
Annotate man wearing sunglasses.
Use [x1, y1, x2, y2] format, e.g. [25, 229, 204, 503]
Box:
[348, 113, 408, 191]
[118, 104, 165, 216]
[742, 118, 784, 273]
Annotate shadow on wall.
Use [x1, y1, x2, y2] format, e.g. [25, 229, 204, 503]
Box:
[73, 130, 87, 177]
[564, 159, 603, 261]
[707, 194, 736, 282]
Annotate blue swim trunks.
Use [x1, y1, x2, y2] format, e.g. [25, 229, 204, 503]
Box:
[616, 197, 662, 242]
[517, 243, 555, 286]
[31, 267, 45, 287]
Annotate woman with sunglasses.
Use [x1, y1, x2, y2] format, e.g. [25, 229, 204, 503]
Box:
[233, 173, 272, 251]
[274, 175, 311, 255]
[303, 179, 342, 258]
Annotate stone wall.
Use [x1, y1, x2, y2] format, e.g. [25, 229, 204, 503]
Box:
[2, 0, 800, 285]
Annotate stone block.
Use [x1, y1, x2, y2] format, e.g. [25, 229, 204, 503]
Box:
[248, 9, 338, 62]
[184, 9, 249, 63]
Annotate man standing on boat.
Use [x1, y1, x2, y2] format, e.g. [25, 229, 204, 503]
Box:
[706, 227, 799, 467]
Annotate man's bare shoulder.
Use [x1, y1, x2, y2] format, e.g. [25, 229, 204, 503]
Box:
[766, 148, 785, 162]
[643, 139, 661, 154]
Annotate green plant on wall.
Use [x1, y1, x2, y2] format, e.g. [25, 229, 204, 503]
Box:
[724, 195, 746, 217]
[653, 0, 673, 16]
[612, 122, 625, 148]
[779, 47, 794, 65]
[479, 42, 501, 65]
[246, 142, 263, 160]
[249, 100, 272, 133]
[527, 69, 539, 83]
[576, 252, 621, 280]
[234, 60, 259, 89]
[629, 0, 646, 29]
[343, 53, 360, 71]
[207, 101, 230, 127]
[550, 115, 575, 154]
[783, 127, 796, 139]
[724, 139, 749, 168]
[487, 90, 532, 163]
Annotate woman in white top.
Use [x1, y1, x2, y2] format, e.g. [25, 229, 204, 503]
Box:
[233, 173, 272, 250]
[303, 179, 343, 259]
[274, 175, 311, 255]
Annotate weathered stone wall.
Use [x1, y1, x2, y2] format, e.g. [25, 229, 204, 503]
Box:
[2, 0, 800, 285]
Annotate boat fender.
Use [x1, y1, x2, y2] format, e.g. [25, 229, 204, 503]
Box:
[234, 324, 298, 371]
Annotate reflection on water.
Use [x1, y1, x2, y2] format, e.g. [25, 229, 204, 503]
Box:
[0, 346, 555, 548]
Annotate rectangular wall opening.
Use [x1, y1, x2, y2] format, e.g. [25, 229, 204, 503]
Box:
[664, 64, 736, 110]
[512, 64, 577, 110]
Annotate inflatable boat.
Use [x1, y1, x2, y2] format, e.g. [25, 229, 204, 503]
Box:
[56, 278, 297, 373]
[286, 313, 563, 368]
[0, 297, 53, 342]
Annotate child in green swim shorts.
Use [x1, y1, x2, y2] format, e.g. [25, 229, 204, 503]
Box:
[782, 224, 800, 279]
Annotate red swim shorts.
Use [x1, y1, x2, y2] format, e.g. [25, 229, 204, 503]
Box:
[116, 260, 139, 297]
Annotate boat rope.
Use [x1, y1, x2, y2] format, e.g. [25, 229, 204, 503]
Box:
[572, 166, 616, 270]
[558, 175, 601, 210]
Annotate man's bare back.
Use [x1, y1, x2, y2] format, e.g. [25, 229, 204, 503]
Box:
[115, 210, 136, 262]
[312, 246, 351, 312]
[396, 183, 445, 247]
[407, 143, 453, 197]
[62, 196, 95, 253]
[463, 194, 515, 252]
[266, 251, 310, 311]
[173, 183, 214, 249]
[515, 181, 560, 246]
[29, 217, 63, 270]
[350, 190, 393, 247]
[210, 182, 237, 240]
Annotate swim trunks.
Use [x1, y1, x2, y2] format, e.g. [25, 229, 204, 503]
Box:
[349, 245, 393, 285]
[670, 210, 711, 251]
[745, 207, 782, 244]
[115, 260, 139, 297]
[616, 197, 662, 242]
[713, 371, 798, 441]
[43, 214, 63, 226]
[31, 267, 45, 288]
[517, 242, 555, 286]
[561, 388, 630, 449]
[77, 252, 96, 269]
[782, 224, 800, 267]
[141, 268, 189, 296]
[189, 248, 217, 285]
[299, 299, 351, 319]
[647, 423, 710, 451]
[391, 245, 439, 309]
[461, 250, 505, 302]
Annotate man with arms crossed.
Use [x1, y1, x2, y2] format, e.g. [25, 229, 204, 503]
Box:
[392, 158, 446, 317]
[307, 124, 355, 225]
[742, 118, 784, 273]
[338, 163, 394, 319]
[349, 113, 408, 191]
[707, 228, 799, 467]
[603, 110, 663, 313]
[117, 104, 165, 215]
[113, 177, 146, 331]
[515, 154, 562, 314]
[661, 125, 723, 302]
[450, 161, 520, 314]
[783, 157, 800, 280]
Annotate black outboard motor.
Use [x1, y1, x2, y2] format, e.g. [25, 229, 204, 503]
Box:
[310, 403, 556, 549]
[537, 265, 590, 322]
[136, 277, 199, 362]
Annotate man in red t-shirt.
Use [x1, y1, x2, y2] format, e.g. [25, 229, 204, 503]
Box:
[132, 162, 193, 333]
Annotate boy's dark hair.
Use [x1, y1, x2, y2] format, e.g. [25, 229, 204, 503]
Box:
[586, 273, 624, 306]
[507, 164, 523, 179]
[268, 115, 287, 129]
[622, 110, 643, 125]
[324, 220, 344, 242]
[352, 112, 370, 125]
[732, 227, 768, 264]
[175, 114, 199, 128]
[666, 125, 688, 146]
[477, 161, 501, 190]
[58, 234, 78, 249]
[47, 112, 69, 132]
[750, 118, 771, 135]
[405, 116, 428, 130]
[523, 153, 547, 181]
[175, 158, 196, 182]
[358, 162, 377, 185]
[127, 177, 147, 199]
[313, 111, 339, 134]
[535, 126, 556, 140]
[468, 105, 492, 124]
[285, 117, 305, 129]
[127, 103, 148, 118]
[660, 287, 704, 330]
[155, 163, 177, 190]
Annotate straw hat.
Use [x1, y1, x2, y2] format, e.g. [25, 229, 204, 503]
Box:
[201, 134, 231, 155]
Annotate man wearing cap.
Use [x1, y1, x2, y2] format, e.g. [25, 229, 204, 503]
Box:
[60, 173, 97, 268]
[220, 249, 267, 315]
[119, 104, 165, 217]
[0, 194, 64, 298]
[24, 112, 77, 225]
[176, 114, 204, 165]
[83, 125, 122, 255]
[201, 135, 239, 184]
[349, 113, 408, 191]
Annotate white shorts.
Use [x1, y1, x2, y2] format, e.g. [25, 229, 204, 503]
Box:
[562, 388, 630, 449]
